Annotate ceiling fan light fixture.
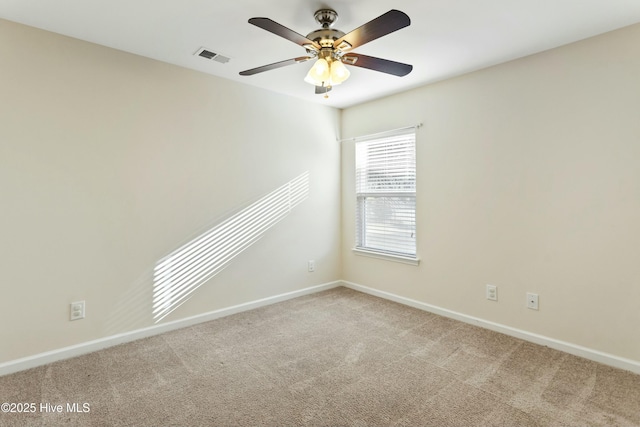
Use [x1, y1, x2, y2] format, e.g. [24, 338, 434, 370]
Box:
[304, 58, 330, 86]
[329, 59, 350, 85]
[241, 9, 412, 93]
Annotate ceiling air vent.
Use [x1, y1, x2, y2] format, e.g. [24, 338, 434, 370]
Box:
[194, 47, 230, 64]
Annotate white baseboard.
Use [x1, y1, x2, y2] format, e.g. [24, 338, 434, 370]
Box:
[0, 281, 341, 377]
[3, 280, 638, 377]
[341, 280, 640, 375]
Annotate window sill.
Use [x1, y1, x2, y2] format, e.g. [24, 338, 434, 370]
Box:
[352, 248, 420, 266]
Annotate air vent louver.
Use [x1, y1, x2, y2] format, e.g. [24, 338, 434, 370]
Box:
[195, 47, 231, 64]
[198, 49, 216, 59]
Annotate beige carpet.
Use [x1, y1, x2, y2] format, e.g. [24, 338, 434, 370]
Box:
[1, 287, 639, 426]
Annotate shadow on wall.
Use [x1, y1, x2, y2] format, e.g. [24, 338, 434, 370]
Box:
[104, 171, 310, 332]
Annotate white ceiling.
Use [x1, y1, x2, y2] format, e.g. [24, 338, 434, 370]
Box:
[2, 0, 640, 109]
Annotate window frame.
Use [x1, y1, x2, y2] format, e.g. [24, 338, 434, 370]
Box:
[353, 127, 419, 265]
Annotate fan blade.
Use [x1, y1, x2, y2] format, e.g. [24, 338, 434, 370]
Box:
[249, 18, 320, 49]
[240, 56, 313, 76]
[342, 53, 413, 76]
[334, 10, 410, 51]
[315, 85, 332, 95]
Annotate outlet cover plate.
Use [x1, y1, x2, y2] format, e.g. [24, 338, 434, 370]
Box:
[526, 293, 539, 310]
[486, 284, 497, 301]
[70, 301, 85, 321]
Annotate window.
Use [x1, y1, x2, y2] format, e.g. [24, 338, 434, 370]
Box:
[355, 127, 417, 262]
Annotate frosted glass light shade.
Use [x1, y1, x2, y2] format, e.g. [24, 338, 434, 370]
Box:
[304, 58, 330, 86]
[329, 60, 350, 85]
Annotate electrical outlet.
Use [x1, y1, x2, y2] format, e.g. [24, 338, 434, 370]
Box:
[308, 260, 315, 272]
[526, 293, 539, 310]
[486, 284, 497, 301]
[70, 301, 85, 321]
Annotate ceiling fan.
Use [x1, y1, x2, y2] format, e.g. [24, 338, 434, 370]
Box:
[239, 9, 413, 97]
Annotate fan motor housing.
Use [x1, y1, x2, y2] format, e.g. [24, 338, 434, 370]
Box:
[306, 28, 346, 48]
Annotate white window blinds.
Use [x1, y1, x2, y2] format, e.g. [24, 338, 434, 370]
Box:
[355, 128, 416, 258]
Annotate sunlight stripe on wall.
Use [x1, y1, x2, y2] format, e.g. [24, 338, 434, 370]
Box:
[152, 172, 310, 322]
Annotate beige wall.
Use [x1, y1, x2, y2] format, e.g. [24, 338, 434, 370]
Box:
[341, 24, 640, 362]
[2, 16, 639, 367]
[0, 19, 341, 363]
